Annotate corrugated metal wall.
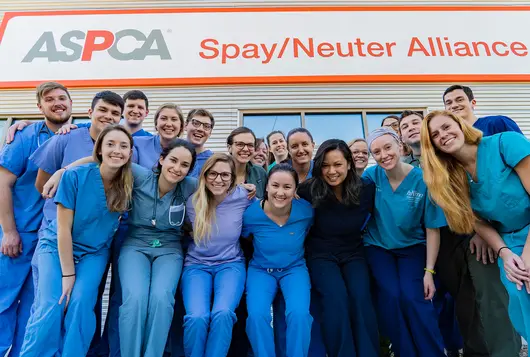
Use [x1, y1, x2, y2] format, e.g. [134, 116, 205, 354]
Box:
[2, 83, 530, 152]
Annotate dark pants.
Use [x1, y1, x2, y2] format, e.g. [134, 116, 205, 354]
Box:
[307, 252, 379, 357]
[365, 244, 445, 357]
[433, 289, 463, 352]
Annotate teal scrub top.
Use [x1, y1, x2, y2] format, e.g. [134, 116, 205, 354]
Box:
[125, 164, 198, 249]
[363, 165, 446, 250]
[469, 132, 530, 246]
[40, 163, 121, 261]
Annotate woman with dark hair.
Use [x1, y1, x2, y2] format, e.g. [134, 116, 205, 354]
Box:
[266, 131, 290, 171]
[20, 125, 134, 357]
[252, 138, 269, 170]
[297, 139, 379, 357]
[243, 164, 314, 357]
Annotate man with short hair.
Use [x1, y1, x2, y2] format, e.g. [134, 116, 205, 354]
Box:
[122, 90, 152, 137]
[185, 108, 215, 177]
[0, 82, 73, 356]
[443, 85, 523, 136]
[400, 110, 522, 357]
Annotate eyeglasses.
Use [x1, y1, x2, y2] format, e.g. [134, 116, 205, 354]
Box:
[383, 122, 399, 130]
[206, 171, 232, 181]
[233, 141, 255, 150]
[190, 118, 213, 131]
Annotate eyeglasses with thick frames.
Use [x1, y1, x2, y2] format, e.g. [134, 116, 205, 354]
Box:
[190, 118, 213, 131]
[206, 171, 232, 182]
[233, 141, 255, 150]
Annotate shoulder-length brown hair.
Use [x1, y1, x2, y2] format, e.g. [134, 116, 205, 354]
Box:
[93, 124, 134, 212]
[420, 110, 483, 234]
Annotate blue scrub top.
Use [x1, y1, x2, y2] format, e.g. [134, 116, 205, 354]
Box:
[132, 135, 162, 170]
[0, 121, 53, 235]
[363, 165, 446, 250]
[189, 150, 214, 178]
[286, 160, 314, 180]
[39, 163, 121, 260]
[470, 132, 530, 245]
[132, 128, 153, 137]
[242, 198, 314, 269]
[474, 115, 523, 137]
[29, 127, 95, 231]
[126, 164, 197, 249]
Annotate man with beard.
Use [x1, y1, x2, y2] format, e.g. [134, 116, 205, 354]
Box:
[0, 82, 73, 356]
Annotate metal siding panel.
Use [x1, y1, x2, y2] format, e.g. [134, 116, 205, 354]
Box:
[3, 83, 530, 151]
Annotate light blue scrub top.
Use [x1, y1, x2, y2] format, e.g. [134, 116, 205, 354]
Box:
[189, 150, 214, 178]
[132, 135, 162, 170]
[242, 198, 314, 269]
[0, 121, 53, 235]
[363, 165, 446, 250]
[39, 163, 121, 260]
[125, 164, 197, 249]
[469, 132, 530, 246]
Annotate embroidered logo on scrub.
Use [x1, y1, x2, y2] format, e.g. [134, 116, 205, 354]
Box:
[406, 190, 424, 206]
[150, 239, 162, 248]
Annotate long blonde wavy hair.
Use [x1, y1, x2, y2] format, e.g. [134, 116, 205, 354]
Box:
[192, 153, 236, 245]
[93, 124, 134, 212]
[421, 110, 483, 234]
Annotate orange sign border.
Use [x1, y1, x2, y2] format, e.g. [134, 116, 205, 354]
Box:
[2, 6, 530, 89]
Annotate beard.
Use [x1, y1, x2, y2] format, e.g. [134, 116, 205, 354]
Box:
[45, 113, 71, 125]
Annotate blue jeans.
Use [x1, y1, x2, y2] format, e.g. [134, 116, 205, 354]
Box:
[246, 262, 313, 357]
[20, 245, 109, 357]
[182, 261, 246, 357]
[365, 244, 445, 357]
[0, 232, 37, 357]
[118, 244, 183, 357]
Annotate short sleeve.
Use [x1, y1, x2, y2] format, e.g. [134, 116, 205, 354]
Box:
[361, 166, 376, 184]
[241, 206, 254, 239]
[29, 134, 67, 174]
[498, 116, 523, 135]
[54, 169, 78, 210]
[499, 132, 530, 168]
[76, 122, 91, 129]
[424, 194, 447, 229]
[297, 181, 312, 202]
[0, 131, 28, 176]
[181, 177, 198, 200]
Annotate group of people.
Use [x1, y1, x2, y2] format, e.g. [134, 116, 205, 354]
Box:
[0, 81, 529, 357]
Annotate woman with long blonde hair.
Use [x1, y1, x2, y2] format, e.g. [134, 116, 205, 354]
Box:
[20, 125, 134, 357]
[421, 109, 530, 342]
[182, 153, 254, 357]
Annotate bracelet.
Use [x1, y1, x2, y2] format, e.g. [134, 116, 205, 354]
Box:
[497, 246, 509, 257]
[424, 268, 436, 275]
[62, 273, 76, 278]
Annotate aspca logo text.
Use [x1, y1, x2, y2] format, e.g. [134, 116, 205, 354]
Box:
[22, 29, 171, 62]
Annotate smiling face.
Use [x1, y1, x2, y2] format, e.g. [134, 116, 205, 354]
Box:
[427, 114, 466, 154]
[350, 141, 369, 171]
[400, 114, 423, 147]
[269, 133, 287, 158]
[382, 117, 399, 133]
[89, 99, 122, 135]
[38, 88, 72, 125]
[205, 161, 233, 197]
[252, 141, 268, 167]
[443, 89, 475, 121]
[266, 171, 296, 210]
[228, 133, 255, 165]
[186, 115, 213, 147]
[156, 108, 182, 141]
[159, 146, 193, 184]
[99, 129, 132, 169]
[124, 98, 148, 128]
[288, 132, 314, 166]
[321, 149, 350, 187]
[370, 134, 401, 170]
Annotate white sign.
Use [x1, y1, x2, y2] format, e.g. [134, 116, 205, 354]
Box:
[1, 7, 530, 88]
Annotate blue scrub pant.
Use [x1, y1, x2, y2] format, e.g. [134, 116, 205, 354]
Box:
[497, 236, 530, 342]
[0, 232, 37, 357]
[246, 263, 313, 357]
[20, 245, 109, 357]
[182, 261, 246, 357]
[433, 287, 463, 352]
[118, 244, 183, 357]
[365, 244, 445, 357]
[307, 254, 379, 357]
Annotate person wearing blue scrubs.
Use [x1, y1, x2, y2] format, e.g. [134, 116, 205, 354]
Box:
[122, 90, 153, 137]
[272, 128, 325, 357]
[19, 125, 133, 357]
[243, 164, 314, 357]
[422, 109, 530, 343]
[363, 128, 446, 357]
[185, 109, 215, 178]
[182, 153, 254, 357]
[0, 82, 73, 357]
